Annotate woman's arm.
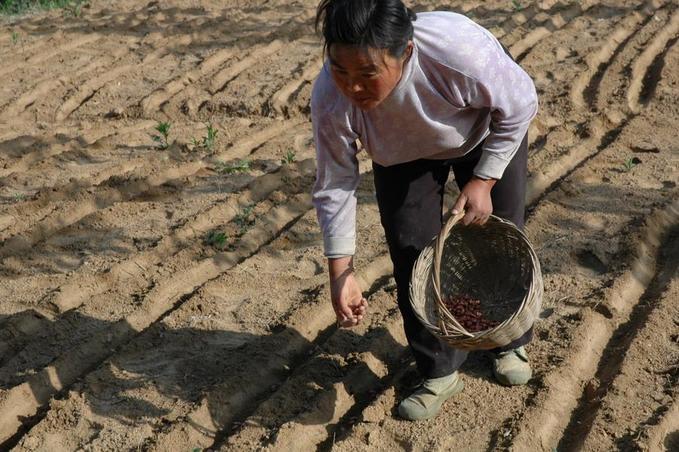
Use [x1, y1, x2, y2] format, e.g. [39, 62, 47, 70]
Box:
[311, 68, 361, 257]
[311, 70, 367, 327]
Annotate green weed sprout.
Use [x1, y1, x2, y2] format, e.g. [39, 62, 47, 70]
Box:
[234, 205, 255, 236]
[151, 121, 171, 149]
[216, 159, 251, 174]
[280, 149, 296, 164]
[622, 157, 640, 172]
[190, 124, 217, 151]
[202, 123, 218, 151]
[205, 231, 228, 249]
[512, 0, 523, 11]
[13, 192, 25, 202]
[11, 31, 19, 45]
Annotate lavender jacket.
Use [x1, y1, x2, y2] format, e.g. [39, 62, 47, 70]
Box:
[311, 11, 538, 257]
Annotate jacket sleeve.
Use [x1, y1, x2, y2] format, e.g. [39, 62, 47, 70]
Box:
[422, 13, 538, 179]
[310, 71, 361, 258]
[463, 42, 538, 179]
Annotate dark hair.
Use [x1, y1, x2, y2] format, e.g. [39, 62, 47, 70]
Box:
[315, 0, 416, 58]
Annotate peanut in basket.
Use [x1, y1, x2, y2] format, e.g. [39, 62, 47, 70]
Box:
[442, 294, 499, 333]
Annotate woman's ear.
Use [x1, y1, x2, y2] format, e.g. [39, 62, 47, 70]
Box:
[404, 41, 414, 60]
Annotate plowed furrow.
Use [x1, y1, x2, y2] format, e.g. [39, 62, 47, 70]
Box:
[0, 32, 47, 61]
[0, 194, 315, 445]
[5, 194, 386, 450]
[510, 200, 679, 451]
[510, 2, 593, 62]
[571, 8, 651, 110]
[145, 254, 394, 451]
[0, 162, 319, 382]
[645, 366, 679, 451]
[204, 42, 318, 117]
[270, 58, 323, 117]
[0, 37, 139, 122]
[52, 158, 316, 313]
[628, 9, 679, 111]
[560, 227, 679, 451]
[0, 120, 295, 253]
[212, 120, 304, 163]
[140, 47, 236, 116]
[0, 78, 66, 121]
[491, 0, 560, 42]
[55, 49, 166, 122]
[37, 161, 374, 450]
[526, 117, 627, 206]
[209, 40, 284, 95]
[0, 134, 70, 181]
[220, 303, 406, 451]
[0, 157, 147, 243]
[162, 84, 211, 118]
[5, 168, 382, 450]
[0, 161, 204, 259]
[594, 3, 676, 112]
[0, 120, 155, 191]
[0, 33, 101, 80]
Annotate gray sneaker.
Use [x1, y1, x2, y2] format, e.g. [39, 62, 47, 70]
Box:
[398, 372, 464, 421]
[492, 346, 532, 386]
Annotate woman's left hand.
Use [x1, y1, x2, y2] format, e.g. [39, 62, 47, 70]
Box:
[451, 176, 497, 225]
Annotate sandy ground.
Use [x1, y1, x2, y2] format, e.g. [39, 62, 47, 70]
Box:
[0, 0, 677, 450]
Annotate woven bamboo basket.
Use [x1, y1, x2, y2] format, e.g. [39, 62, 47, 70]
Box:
[409, 211, 543, 350]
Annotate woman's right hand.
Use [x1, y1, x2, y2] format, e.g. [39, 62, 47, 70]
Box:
[328, 257, 368, 327]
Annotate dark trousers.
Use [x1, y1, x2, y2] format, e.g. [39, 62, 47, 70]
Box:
[373, 135, 533, 378]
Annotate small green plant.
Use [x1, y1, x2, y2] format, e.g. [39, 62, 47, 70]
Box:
[622, 157, 640, 172]
[511, 0, 523, 11]
[192, 124, 218, 151]
[216, 159, 251, 174]
[151, 121, 171, 149]
[202, 123, 218, 151]
[12, 192, 26, 202]
[234, 205, 255, 236]
[11, 31, 19, 45]
[280, 149, 296, 165]
[205, 231, 228, 250]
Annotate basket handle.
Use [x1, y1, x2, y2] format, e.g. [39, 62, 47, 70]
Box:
[432, 210, 474, 337]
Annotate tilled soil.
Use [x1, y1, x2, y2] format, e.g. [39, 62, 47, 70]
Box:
[0, 0, 677, 451]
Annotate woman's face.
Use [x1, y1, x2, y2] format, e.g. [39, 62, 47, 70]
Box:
[328, 43, 412, 111]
